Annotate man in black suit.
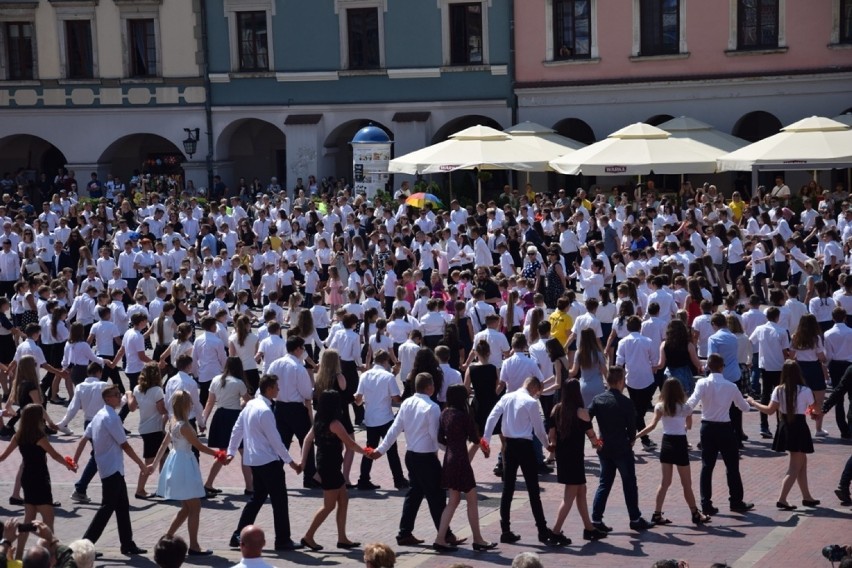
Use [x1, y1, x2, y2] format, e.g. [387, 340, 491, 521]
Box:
[589, 367, 655, 532]
[49, 241, 74, 277]
[89, 226, 104, 256]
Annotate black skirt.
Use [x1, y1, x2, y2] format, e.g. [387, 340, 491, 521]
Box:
[208, 407, 241, 449]
[142, 431, 166, 459]
[797, 360, 826, 391]
[659, 434, 690, 466]
[772, 260, 789, 282]
[772, 414, 814, 454]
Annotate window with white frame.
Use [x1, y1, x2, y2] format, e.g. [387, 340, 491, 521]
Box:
[551, 0, 593, 60]
[5, 22, 34, 80]
[53, 1, 99, 80]
[336, 0, 386, 70]
[737, 0, 779, 49]
[116, 0, 162, 79]
[638, 0, 681, 56]
[439, 0, 490, 66]
[224, 0, 275, 73]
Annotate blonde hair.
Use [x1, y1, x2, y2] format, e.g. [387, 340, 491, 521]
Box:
[315, 349, 342, 395]
[171, 390, 191, 422]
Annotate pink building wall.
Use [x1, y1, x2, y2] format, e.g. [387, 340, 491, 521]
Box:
[515, 1, 852, 85]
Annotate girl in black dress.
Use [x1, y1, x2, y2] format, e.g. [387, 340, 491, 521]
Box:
[463, 340, 502, 438]
[747, 360, 820, 510]
[548, 380, 606, 545]
[0, 403, 76, 558]
[433, 385, 497, 552]
[637, 378, 711, 525]
[314, 349, 355, 486]
[299, 390, 367, 552]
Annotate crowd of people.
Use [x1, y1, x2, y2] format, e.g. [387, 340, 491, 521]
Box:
[0, 168, 850, 562]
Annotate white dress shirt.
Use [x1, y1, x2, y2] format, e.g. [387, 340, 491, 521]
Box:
[193, 331, 227, 383]
[121, 328, 146, 374]
[749, 322, 789, 372]
[377, 393, 440, 454]
[58, 377, 108, 425]
[438, 363, 463, 403]
[499, 352, 543, 393]
[165, 370, 205, 426]
[472, 328, 509, 368]
[355, 364, 400, 427]
[228, 395, 293, 465]
[397, 340, 420, 383]
[267, 354, 313, 403]
[528, 338, 554, 383]
[61, 341, 103, 368]
[483, 389, 548, 445]
[327, 328, 362, 363]
[685, 373, 750, 422]
[90, 320, 120, 356]
[825, 323, 852, 362]
[257, 335, 286, 373]
[419, 311, 446, 337]
[615, 332, 656, 389]
[84, 405, 127, 478]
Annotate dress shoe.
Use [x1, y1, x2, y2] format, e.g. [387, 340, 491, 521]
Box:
[357, 481, 381, 491]
[835, 489, 852, 506]
[446, 533, 466, 546]
[701, 505, 719, 516]
[472, 541, 498, 551]
[641, 438, 657, 449]
[70, 491, 91, 504]
[545, 531, 570, 546]
[493, 465, 503, 477]
[94, 552, 103, 559]
[432, 542, 457, 553]
[629, 518, 655, 531]
[300, 538, 323, 552]
[274, 540, 302, 551]
[730, 502, 755, 512]
[591, 521, 612, 532]
[801, 499, 820, 507]
[583, 528, 607, 540]
[394, 478, 410, 490]
[120, 544, 146, 555]
[776, 501, 797, 510]
[228, 534, 240, 548]
[760, 429, 773, 439]
[396, 534, 424, 546]
[500, 531, 521, 543]
[203, 486, 221, 494]
[187, 549, 212, 556]
[8, 496, 23, 506]
[337, 541, 360, 549]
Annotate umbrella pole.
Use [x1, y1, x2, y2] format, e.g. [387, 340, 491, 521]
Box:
[478, 176, 482, 203]
[449, 174, 453, 203]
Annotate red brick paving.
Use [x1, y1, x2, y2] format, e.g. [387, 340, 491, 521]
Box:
[2, 402, 849, 567]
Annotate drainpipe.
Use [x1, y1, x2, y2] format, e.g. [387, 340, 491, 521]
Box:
[507, 0, 519, 189]
[199, 0, 215, 190]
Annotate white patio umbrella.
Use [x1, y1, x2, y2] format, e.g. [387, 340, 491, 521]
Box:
[658, 116, 749, 153]
[503, 121, 586, 184]
[388, 125, 551, 201]
[548, 122, 721, 176]
[717, 116, 852, 171]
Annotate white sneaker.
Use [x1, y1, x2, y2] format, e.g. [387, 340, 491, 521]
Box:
[57, 425, 73, 436]
[70, 491, 91, 504]
[815, 430, 829, 437]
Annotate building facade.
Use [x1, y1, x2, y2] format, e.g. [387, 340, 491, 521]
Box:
[514, 0, 852, 145]
[203, 0, 512, 192]
[0, 0, 207, 187]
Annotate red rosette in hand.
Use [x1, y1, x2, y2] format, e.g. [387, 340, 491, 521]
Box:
[363, 446, 375, 456]
[594, 439, 604, 449]
[214, 450, 227, 463]
[65, 456, 77, 468]
[479, 439, 490, 452]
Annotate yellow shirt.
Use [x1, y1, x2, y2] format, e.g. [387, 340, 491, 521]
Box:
[267, 235, 282, 252]
[729, 199, 744, 222]
[582, 198, 593, 212]
[549, 309, 573, 346]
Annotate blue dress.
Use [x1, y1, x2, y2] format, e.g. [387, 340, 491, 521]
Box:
[579, 352, 606, 408]
[157, 421, 205, 500]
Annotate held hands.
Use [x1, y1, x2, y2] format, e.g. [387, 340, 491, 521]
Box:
[289, 462, 303, 475]
[64, 456, 78, 472]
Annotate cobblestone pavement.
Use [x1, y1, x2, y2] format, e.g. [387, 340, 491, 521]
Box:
[2, 399, 849, 567]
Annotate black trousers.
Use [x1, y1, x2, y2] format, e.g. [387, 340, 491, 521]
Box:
[699, 421, 744, 508]
[730, 379, 745, 440]
[359, 420, 405, 484]
[399, 451, 445, 537]
[199, 380, 211, 407]
[98, 354, 121, 391]
[118, 372, 140, 422]
[760, 370, 781, 431]
[235, 461, 291, 546]
[828, 361, 851, 435]
[274, 402, 316, 482]
[501, 438, 547, 534]
[82, 472, 134, 548]
[340, 360, 363, 425]
[627, 384, 655, 442]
